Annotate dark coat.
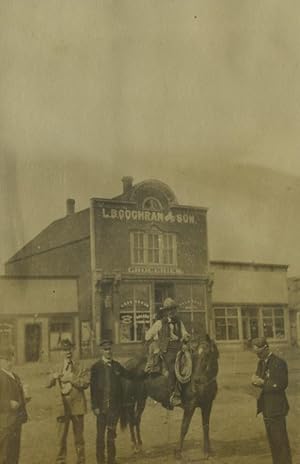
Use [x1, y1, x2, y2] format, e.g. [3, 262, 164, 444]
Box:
[90, 359, 133, 413]
[256, 353, 289, 418]
[0, 370, 27, 434]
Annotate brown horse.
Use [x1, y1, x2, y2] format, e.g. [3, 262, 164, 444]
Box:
[120, 334, 219, 460]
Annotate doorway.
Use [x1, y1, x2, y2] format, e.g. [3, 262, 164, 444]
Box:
[25, 324, 41, 362]
[154, 282, 175, 315]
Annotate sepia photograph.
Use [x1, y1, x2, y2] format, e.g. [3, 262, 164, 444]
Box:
[0, 1, 299, 463]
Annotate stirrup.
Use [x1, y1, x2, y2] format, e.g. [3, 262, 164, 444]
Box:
[170, 392, 182, 407]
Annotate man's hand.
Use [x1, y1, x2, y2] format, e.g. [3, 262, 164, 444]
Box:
[10, 400, 20, 410]
[251, 374, 264, 387]
[93, 408, 100, 416]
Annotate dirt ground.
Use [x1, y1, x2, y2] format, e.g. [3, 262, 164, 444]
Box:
[15, 347, 300, 464]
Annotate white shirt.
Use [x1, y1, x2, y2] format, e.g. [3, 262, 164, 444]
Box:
[145, 318, 189, 342]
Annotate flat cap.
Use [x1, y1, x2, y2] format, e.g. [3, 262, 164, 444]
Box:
[60, 339, 75, 350]
[252, 337, 269, 352]
[99, 339, 113, 348]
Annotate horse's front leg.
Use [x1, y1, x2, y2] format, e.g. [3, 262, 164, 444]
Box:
[135, 397, 146, 451]
[175, 405, 196, 459]
[201, 400, 213, 458]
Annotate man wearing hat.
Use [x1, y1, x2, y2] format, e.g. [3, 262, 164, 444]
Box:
[145, 297, 190, 407]
[90, 339, 141, 464]
[251, 337, 292, 464]
[46, 339, 89, 464]
[0, 346, 28, 464]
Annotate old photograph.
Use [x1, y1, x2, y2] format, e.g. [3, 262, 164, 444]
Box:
[0, 1, 299, 463]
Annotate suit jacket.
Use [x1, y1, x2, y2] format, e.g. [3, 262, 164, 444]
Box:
[90, 359, 134, 413]
[256, 353, 289, 418]
[47, 359, 89, 418]
[0, 370, 27, 433]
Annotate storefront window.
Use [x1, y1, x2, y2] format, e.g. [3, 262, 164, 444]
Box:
[215, 307, 239, 340]
[119, 284, 151, 342]
[50, 321, 73, 350]
[176, 284, 206, 334]
[262, 307, 285, 339]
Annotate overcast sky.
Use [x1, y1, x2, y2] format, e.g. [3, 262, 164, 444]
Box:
[1, 0, 300, 275]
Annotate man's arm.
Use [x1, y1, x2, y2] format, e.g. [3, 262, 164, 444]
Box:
[71, 363, 90, 390]
[145, 320, 162, 341]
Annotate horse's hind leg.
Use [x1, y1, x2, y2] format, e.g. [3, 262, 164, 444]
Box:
[135, 397, 146, 451]
[201, 401, 213, 458]
[175, 406, 195, 459]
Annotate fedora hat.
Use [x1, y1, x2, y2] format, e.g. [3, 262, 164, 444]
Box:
[161, 297, 177, 311]
[252, 337, 269, 353]
[99, 339, 113, 348]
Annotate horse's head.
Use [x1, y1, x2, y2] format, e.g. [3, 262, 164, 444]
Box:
[189, 333, 219, 386]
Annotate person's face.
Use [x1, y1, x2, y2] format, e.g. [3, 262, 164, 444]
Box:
[255, 347, 269, 360]
[0, 355, 14, 371]
[63, 348, 73, 360]
[102, 346, 112, 360]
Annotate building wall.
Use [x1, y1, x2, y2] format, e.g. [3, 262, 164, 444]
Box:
[92, 199, 208, 275]
[5, 239, 92, 321]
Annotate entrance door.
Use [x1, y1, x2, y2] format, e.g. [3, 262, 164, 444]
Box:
[25, 324, 41, 362]
[154, 283, 175, 316]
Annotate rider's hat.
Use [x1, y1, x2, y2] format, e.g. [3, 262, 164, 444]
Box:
[161, 297, 177, 312]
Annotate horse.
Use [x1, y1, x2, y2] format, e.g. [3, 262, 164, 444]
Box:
[120, 334, 219, 460]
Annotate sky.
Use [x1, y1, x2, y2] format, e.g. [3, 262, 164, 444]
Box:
[1, 0, 300, 275]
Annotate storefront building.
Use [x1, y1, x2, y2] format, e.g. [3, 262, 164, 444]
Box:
[211, 261, 290, 349]
[4, 177, 291, 360]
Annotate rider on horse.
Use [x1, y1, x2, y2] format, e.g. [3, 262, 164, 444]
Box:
[145, 297, 190, 407]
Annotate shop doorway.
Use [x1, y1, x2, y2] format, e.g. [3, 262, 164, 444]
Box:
[25, 324, 41, 362]
[154, 282, 175, 315]
[242, 307, 259, 347]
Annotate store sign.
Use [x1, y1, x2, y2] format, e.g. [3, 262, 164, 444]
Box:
[101, 207, 196, 224]
[178, 299, 204, 310]
[128, 266, 183, 275]
[120, 299, 150, 309]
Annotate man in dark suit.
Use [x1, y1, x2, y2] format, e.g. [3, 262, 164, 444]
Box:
[251, 337, 292, 464]
[0, 346, 28, 464]
[90, 340, 139, 464]
[46, 339, 89, 464]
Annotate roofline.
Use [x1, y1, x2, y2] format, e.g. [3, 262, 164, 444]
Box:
[210, 260, 289, 269]
[91, 197, 208, 211]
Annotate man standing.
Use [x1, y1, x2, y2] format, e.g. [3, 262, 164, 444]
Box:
[251, 337, 292, 464]
[145, 297, 189, 406]
[0, 346, 28, 464]
[90, 340, 138, 464]
[47, 339, 89, 464]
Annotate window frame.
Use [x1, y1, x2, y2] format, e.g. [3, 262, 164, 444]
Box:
[262, 307, 286, 340]
[130, 230, 177, 267]
[214, 306, 239, 341]
[49, 319, 73, 351]
[119, 284, 152, 343]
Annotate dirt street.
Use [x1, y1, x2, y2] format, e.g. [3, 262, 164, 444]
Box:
[15, 348, 300, 463]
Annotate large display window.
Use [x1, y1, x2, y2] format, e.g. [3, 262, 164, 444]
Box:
[214, 307, 239, 340]
[175, 283, 206, 334]
[262, 307, 285, 339]
[119, 283, 151, 342]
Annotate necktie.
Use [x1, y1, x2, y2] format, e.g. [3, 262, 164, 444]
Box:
[66, 360, 73, 372]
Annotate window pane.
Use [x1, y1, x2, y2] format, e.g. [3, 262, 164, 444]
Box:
[179, 312, 192, 332]
[215, 308, 225, 317]
[262, 309, 272, 317]
[227, 308, 238, 317]
[120, 285, 134, 312]
[263, 319, 274, 338]
[274, 308, 284, 317]
[193, 312, 206, 334]
[120, 313, 134, 342]
[275, 317, 285, 338]
[215, 319, 226, 340]
[227, 318, 239, 340]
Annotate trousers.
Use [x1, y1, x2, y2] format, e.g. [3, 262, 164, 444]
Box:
[96, 410, 119, 464]
[0, 423, 22, 464]
[56, 415, 85, 464]
[264, 416, 292, 464]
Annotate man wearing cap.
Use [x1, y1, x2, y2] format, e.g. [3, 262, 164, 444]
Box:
[251, 337, 292, 464]
[0, 346, 28, 464]
[46, 339, 89, 464]
[145, 297, 190, 407]
[90, 339, 141, 464]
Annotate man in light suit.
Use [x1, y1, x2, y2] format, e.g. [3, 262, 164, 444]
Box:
[47, 339, 89, 464]
[0, 346, 28, 464]
[251, 337, 292, 464]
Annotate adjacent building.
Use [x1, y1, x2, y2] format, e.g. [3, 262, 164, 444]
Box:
[1, 177, 292, 362]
